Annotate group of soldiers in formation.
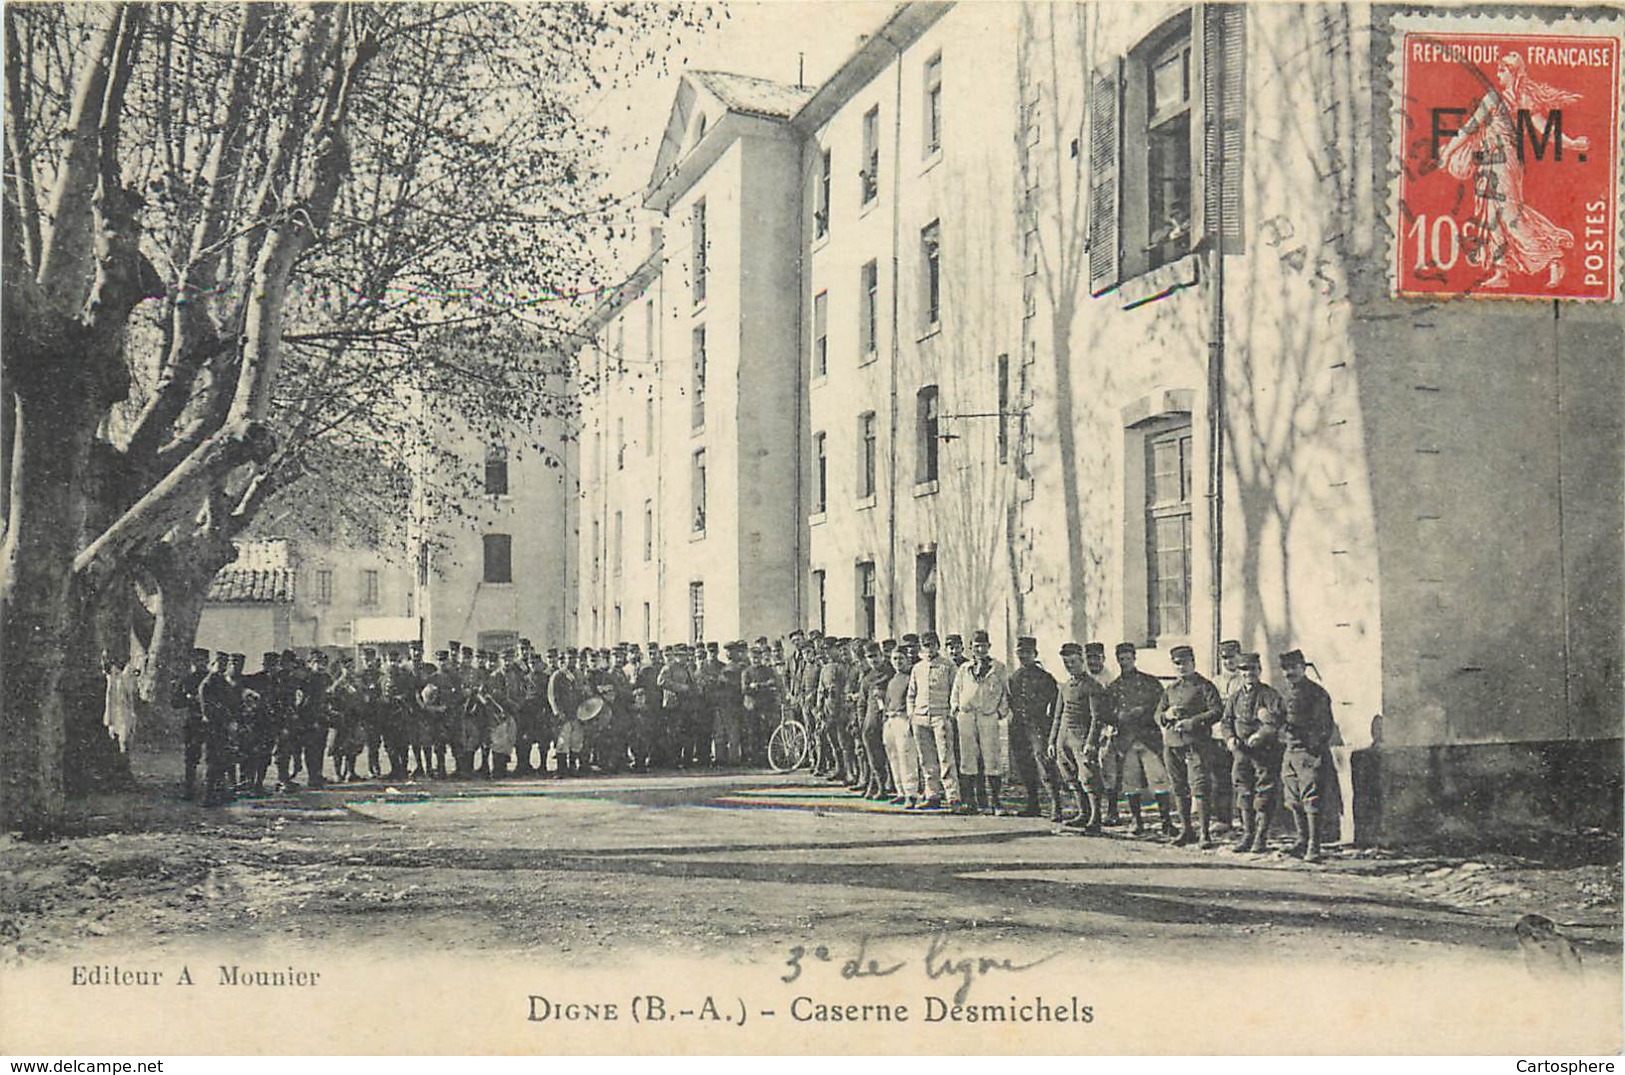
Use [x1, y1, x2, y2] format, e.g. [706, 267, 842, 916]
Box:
[175, 627, 1340, 861]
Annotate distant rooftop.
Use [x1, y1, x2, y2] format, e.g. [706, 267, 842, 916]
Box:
[207, 567, 296, 604]
[687, 70, 814, 120]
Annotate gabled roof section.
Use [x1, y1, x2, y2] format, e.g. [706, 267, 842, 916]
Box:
[688, 70, 814, 120]
[644, 70, 812, 209]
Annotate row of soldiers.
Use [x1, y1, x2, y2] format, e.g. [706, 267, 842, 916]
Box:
[779, 629, 1339, 862]
[173, 637, 800, 804]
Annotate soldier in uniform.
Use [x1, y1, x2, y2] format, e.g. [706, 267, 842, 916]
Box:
[1205, 639, 1244, 833]
[953, 629, 1011, 814]
[710, 641, 747, 767]
[855, 643, 892, 799]
[1048, 642, 1108, 832]
[1277, 649, 1336, 863]
[944, 634, 967, 668]
[329, 655, 364, 781]
[299, 651, 333, 788]
[355, 649, 384, 779]
[174, 648, 210, 800]
[1155, 644, 1224, 847]
[884, 637, 920, 806]
[549, 649, 586, 777]
[197, 652, 238, 807]
[742, 641, 785, 769]
[1108, 643, 1175, 836]
[906, 631, 963, 812]
[1006, 636, 1063, 821]
[1221, 652, 1286, 853]
[234, 653, 273, 795]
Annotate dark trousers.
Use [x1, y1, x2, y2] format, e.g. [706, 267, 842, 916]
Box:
[1162, 742, 1210, 800]
[1008, 718, 1061, 805]
[1230, 743, 1282, 806]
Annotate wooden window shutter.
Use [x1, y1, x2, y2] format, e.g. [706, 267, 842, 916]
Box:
[1202, 4, 1246, 253]
[1087, 60, 1122, 296]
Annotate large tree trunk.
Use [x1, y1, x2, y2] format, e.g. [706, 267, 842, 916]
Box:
[0, 361, 104, 836]
[139, 535, 236, 744]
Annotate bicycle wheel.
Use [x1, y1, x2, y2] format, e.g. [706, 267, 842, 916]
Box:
[767, 720, 810, 774]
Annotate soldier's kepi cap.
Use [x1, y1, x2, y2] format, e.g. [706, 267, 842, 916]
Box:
[1059, 642, 1083, 657]
[1084, 642, 1105, 658]
[1239, 652, 1262, 669]
[971, 629, 991, 645]
[1016, 636, 1038, 654]
[920, 631, 940, 645]
[945, 634, 963, 645]
[191, 647, 209, 659]
[1115, 642, 1137, 657]
[901, 633, 921, 646]
[1219, 639, 1242, 656]
[434, 650, 449, 660]
[1278, 648, 1308, 669]
[263, 651, 281, 662]
[1170, 644, 1197, 662]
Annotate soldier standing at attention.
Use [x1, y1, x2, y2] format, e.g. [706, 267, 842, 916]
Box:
[906, 631, 963, 812]
[1048, 642, 1108, 833]
[742, 642, 785, 769]
[1221, 652, 1286, 853]
[1006, 636, 1063, 821]
[944, 634, 967, 668]
[856, 643, 892, 799]
[197, 652, 238, 807]
[884, 637, 921, 807]
[1108, 644, 1175, 836]
[952, 629, 1011, 814]
[1082, 643, 1119, 823]
[175, 648, 210, 800]
[550, 649, 586, 777]
[1278, 649, 1336, 863]
[1206, 639, 1245, 833]
[1155, 644, 1224, 847]
[300, 651, 333, 788]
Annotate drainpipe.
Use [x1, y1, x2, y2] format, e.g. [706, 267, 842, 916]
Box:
[1206, 17, 1227, 670]
[883, 27, 905, 637]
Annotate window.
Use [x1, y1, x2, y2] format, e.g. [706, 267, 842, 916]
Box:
[689, 581, 705, 643]
[484, 445, 509, 495]
[691, 325, 706, 429]
[361, 569, 380, 606]
[997, 354, 1010, 464]
[860, 107, 880, 204]
[482, 535, 513, 584]
[645, 396, 655, 456]
[916, 385, 940, 484]
[859, 260, 878, 360]
[1089, 7, 1246, 294]
[1146, 422, 1194, 640]
[1144, 26, 1192, 272]
[856, 561, 877, 639]
[815, 148, 832, 239]
[916, 550, 938, 635]
[921, 221, 941, 331]
[616, 417, 626, 470]
[315, 569, 333, 606]
[923, 54, 943, 156]
[590, 521, 600, 581]
[691, 198, 707, 304]
[811, 569, 827, 634]
[613, 510, 623, 576]
[643, 499, 654, 561]
[813, 291, 829, 378]
[692, 449, 707, 533]
[858, 412, 877, 498]
[813, 432, 827, 514]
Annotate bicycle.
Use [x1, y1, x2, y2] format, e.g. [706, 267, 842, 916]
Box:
[766, 704, 812, 773]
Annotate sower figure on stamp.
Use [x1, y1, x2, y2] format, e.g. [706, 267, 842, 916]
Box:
[1277, 649, 1336, 863]
[1220, 652, 1286, 854]
[1007, 636, 1063, 821]
[1155, 644, 1224, 848]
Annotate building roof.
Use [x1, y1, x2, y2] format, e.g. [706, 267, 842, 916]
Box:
[687, 70, 815, 120]
[207, 567, 296, 604]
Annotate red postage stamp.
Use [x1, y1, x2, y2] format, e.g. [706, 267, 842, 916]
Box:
[1396, 26, 1620, 300]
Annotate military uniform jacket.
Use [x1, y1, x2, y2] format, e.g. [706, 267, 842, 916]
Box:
[858, 664, 892, 721]
[906, 656, 956, 717]
[1220, 681, 1286, 745]
[549, 668, 583, 720]
[817, 660, 847, 717]
[198, 671, 239, 739]
[1054, 673, 1108, 740]
[1279, 678, 1335, 754]
[656, 662, 696, 706]
[741, 665, 783, 712]
[951, 658, 1011, 722]
[1154, 674, 1224, 747]
[172, 666, 208, 725]
[1107, 670, 1164, 748]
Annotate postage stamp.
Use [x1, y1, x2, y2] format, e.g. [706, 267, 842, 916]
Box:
[1394, 23, 1621, 300]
